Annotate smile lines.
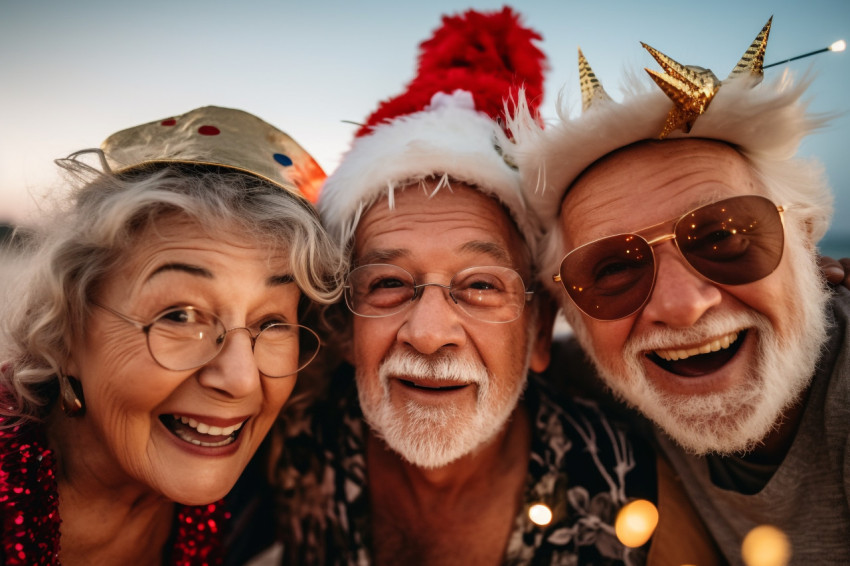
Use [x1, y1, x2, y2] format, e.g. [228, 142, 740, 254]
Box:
[654, 331, 740, 362]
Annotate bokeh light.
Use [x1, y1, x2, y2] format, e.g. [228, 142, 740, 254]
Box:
[615, 499, 659, 548]
[528, 503, 553, 526]
[741, 525, 791, 566]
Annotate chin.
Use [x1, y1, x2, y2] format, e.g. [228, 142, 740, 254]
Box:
[162, 471, 241, 506]
[575, 305, 827, 456]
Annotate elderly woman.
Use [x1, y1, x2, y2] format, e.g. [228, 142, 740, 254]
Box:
[0, 106, 343, 565]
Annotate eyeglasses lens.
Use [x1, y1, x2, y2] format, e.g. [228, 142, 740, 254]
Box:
[559, 234, 654, 320]
[676, 195, 784, 285]
[253, 324, 321, 377]
[147, 308, 221, 371]
[345, 264, 416, 317]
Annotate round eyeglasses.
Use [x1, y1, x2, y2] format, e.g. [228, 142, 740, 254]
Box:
[94, 303, 321, 377]
[553, 195, 786, 321]
[344, 264, 534, 323]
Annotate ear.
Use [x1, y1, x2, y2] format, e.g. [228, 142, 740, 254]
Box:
[65, 355, 81, 378]
[63, 330, 82, 378]
[529, 290, 558, 373]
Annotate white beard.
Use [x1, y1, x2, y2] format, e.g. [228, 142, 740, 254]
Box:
[572, 240, 830, 456]
[356, 350, 528, 469]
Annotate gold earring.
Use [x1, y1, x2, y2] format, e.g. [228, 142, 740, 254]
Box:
[59, 372, 86, 417]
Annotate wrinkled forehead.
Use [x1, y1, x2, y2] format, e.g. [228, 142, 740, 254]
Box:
[559, 139, 760, 244]
[353, 182, 531, 272]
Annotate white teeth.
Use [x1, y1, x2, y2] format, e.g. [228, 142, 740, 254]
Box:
[186, 436, 234, 448]
[177, 415, 245, 437]
[655, 331, 739, 362]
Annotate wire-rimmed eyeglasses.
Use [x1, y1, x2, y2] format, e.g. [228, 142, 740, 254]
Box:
[94, 303, 320, 377]
[344, 264, 534, 323]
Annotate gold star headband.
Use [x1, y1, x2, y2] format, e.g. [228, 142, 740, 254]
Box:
[580, 17, 773, 138]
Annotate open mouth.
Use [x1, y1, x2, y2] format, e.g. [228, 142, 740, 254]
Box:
[160, 414, 246, 448]
[399, 379, 469, 392]
[646, 330, 747, 378]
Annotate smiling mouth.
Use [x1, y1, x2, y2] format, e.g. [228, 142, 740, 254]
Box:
[160, 415, 246, 448]
[399, 380, 469, 392]
[646, 330, 747, 377]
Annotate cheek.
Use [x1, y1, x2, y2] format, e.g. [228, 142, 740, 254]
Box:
[262, 378, 297, 416]
[474, 323, 531, 393]
[251, 378, 297, 438]
[351, 317, 393, 370]
[576, 316, 634, 373]
[77, 329, 166, 408]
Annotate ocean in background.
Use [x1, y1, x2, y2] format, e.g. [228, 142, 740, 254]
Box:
[819, 234, 850, 260]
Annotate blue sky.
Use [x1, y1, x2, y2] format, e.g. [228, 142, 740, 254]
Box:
[1, 0, 848, 253]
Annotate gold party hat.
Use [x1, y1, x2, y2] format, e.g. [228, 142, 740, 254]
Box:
[100, 106, 326, 203]
[642, 43, 722, 138]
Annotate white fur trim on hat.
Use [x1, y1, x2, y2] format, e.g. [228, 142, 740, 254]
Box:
[510, 70, 833, 296]
[319, 91, 542, 255]
[513, 71, 826, 229]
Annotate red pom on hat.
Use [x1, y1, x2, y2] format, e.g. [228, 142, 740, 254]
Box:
[319, 7, 547, 252]
[357, 7, 546, 137]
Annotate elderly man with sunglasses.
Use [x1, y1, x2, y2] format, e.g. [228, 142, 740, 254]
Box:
[268, 9, 674, 566]
[514, 19, 850, 563]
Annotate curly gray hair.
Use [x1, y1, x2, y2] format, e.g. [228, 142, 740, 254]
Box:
[0, 164, 346, 426]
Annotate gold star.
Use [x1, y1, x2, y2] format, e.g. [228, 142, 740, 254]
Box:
[642, 43, 721, 138]
[641, 17, 773, 138]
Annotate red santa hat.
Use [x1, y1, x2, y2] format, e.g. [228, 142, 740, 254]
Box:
[318, 7, 547, 253]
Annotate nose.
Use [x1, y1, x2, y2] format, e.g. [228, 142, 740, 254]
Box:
[640, 244, 723, 328]
[197, 328, 262, 398]
[396, 284, 467, 355]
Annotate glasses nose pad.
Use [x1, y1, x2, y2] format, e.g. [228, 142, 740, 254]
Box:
[447, 287, 459, 305]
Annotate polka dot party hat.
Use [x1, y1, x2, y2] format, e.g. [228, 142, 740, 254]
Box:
[100, 106, 326, 203]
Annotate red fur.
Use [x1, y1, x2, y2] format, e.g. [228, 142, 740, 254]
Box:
[357, 7, 546, 137]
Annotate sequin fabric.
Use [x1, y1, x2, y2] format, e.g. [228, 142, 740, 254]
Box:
[0, 421, 60, 565]
[0, 416, 231, 565]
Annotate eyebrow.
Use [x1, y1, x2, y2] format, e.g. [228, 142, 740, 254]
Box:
[149, 263, 212, 281]
[148, 263, 294, 286]
[355, 248, 408, 267]
[458, 240, 512, 265]
[268, 274, 295, 286]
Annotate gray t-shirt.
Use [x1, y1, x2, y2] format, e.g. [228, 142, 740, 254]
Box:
[658, 286, 850, 565]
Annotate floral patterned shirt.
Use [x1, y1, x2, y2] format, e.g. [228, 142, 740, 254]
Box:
[274, 369, 656, 566]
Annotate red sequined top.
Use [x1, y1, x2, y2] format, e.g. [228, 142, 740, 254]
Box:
[0, 417, 231, 565]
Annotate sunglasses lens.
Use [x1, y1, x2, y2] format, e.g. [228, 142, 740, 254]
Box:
[676, 195, 784, 285]
[559, 234, 655, 320]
